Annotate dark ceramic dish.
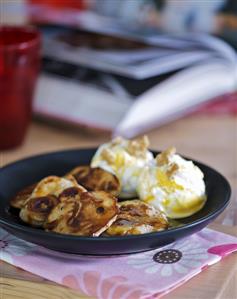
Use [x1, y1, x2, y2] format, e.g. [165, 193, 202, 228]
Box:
[0, 148, 231, 255]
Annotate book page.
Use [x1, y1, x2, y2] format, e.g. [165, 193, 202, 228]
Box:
[115, 61, 237, 137]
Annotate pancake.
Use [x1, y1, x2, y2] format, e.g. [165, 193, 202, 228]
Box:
[19, 195, 59, 227]
[31, 176, 78, 198]
[10, 184, 36, 209]
[45, 188, 119, 236]
[106, 200, 168, 236]
[68, 166, 120, 197]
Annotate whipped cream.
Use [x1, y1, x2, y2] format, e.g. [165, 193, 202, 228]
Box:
[91, 136, 154, 198]
[137, 147, 206, 218]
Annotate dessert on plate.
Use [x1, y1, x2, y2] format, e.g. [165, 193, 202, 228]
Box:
[91, 135, 154, 198]
[10, 136, 207, 236]
[67, 166, 121, 196]
[137, 147, 206, 219]
[106, 200, 168, 236]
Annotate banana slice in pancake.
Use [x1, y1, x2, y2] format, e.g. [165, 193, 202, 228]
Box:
[10, 184, 36, 209]
[106, 200, 168, 236]
[67, 166, 120, 197]
[31, 175, 82, 198]
[10, 175, 83, 210]
[45, 187, 119, 236]
[19, 176, 85, 228]
[45, 187, 82, 233]
[19, 195, 59, 227]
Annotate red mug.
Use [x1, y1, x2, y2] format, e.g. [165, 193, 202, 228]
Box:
[0, 26, 41, 150]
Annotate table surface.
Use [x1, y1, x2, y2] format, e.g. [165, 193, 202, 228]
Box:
[1, 115, 237, 299]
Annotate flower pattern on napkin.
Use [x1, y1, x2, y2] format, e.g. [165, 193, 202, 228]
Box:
[62, 271, 150, 299]
[127, 239, 209, 277]
[0, 228, 35, 264]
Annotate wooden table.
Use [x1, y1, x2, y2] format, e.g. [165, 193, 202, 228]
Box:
[1, 115, 237, 298]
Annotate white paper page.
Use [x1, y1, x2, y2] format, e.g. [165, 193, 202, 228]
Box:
[147, 35, 202, 48]
[43, 38, 213, 79]
[115, 60, 237, 138]
[174, 34, 237, 65]
[78, 48, 177, 64]
[33, 75, 131, 130]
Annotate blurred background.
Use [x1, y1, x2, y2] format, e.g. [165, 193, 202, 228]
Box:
[2, 0, 237, 45]
[1, 0, 237, 137]
[0, 0, 236, 224]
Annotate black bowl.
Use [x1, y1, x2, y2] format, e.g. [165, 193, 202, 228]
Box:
[0, 148, 231, 255]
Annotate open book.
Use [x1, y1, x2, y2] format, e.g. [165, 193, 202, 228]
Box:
[33, 27, 237, 137]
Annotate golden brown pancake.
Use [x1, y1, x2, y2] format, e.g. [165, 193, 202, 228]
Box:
[10, 175, 83, 210]
[106, 200, 168, 236]
[31, 176, 78, 198]
[19, 195, 59, 227]
[68, 166, 120, 197]
[10, 184, 37, 209]
[45, 187, 119, 236]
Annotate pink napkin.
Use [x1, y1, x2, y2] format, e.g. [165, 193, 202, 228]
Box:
[1, 227, 237, 299]
[195, 92, 237, 115]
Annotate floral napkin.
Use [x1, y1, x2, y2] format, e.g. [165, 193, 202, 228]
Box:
[1, 227, 237, 299]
